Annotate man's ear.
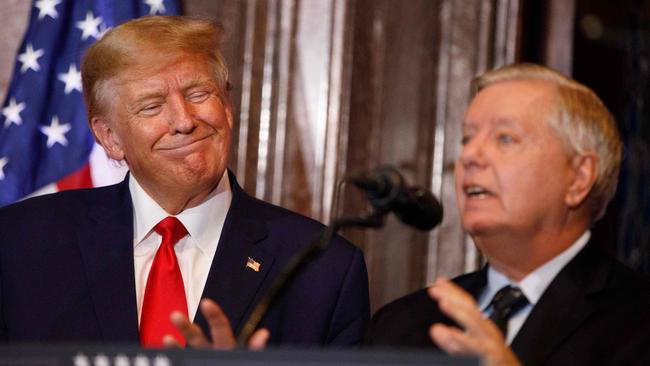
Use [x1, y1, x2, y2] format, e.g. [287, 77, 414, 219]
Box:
[565, 153, 598, 208]
[90, 116, 125, 161]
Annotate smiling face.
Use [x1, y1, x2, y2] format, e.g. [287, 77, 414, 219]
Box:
[454, 80, 577, 242]
[91, 53, 232, 212]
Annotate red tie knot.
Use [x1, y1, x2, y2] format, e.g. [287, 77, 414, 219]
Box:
[154, 216, 188, 247]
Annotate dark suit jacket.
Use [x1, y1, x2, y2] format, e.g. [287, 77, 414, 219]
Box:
[0, 173, 369, 346]
[365, 242, 650, 365]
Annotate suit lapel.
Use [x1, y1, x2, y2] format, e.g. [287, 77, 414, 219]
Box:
[76, 178, 140, 342]
[456, 266, 488, 299]
[194, 173, 276, 337]
[511, 243, 609, 366]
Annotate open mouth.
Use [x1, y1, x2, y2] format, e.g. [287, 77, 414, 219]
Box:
[464, 185, 492, 198]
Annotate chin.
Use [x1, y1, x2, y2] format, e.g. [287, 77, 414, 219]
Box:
[462, 219, 502, 236]
[182, 168, 221, 185]
[179, 154, 212, 174]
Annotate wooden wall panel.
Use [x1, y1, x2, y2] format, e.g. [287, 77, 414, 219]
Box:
[342, 0, 440, 312]
[183, 0, 524, 312]
[340, 0, 522, 310]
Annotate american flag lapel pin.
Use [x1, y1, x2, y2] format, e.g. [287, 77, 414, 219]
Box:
[246, 257, 261, 272]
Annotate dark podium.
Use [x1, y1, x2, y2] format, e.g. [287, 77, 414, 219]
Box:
[0, 345, 477, 366]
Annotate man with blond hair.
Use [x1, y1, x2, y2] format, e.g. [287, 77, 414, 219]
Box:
[0, 16, 369, 347]
[366, 63, 650, 365]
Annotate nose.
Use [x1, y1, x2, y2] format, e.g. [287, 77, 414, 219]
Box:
[168, 95, 196, 134]
[458, 134, 488, 170]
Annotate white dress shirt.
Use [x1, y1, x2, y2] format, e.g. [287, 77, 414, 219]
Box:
[476, 230, 591, 344]
[130, 171, 232, 323]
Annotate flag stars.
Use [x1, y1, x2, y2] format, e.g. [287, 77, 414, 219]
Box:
[18, 43, 44, 73]
[2, 98, 26, 128]
[0, 157, 8, 180]
[76, 11, 103, 40]
[58, 64, 82, 94]
[35, 0, 62, 20]
[145, 0, 166, 15]
[40, 116, 71, 148]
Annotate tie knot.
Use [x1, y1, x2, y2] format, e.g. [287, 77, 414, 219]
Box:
[490, 285, 528, 318]
[487, 285, 529, 337]
[153, 216, 188, 247]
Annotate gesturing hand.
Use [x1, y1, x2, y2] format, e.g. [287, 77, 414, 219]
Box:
[164, 298, 270, 350]
[428, 278, 522, 366]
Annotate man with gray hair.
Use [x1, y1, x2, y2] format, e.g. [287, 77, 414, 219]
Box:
[366, 63, 650, 365]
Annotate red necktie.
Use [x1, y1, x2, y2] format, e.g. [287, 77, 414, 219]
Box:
[140, 216, 189, 347]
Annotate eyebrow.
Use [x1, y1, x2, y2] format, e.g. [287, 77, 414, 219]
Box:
[126, 91, 166, 114]
[129, 75, 216, 105]
[462, 117, 519, 130]
[492, 117, 519, 127]
[180, 74, 215, 91]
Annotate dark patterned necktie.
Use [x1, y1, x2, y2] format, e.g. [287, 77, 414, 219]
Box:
[488, 285, 529, 337]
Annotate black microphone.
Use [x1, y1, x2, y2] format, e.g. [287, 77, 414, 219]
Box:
[348, 166, 443, 231]
[237, 167, 441, 346]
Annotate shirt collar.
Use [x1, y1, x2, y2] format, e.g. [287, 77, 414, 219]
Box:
[130, 171, 232, 253]
[478, 230, 591, 310]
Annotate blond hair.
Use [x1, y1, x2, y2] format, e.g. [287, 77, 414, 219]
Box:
[81, 16, 229, 118]
[472, 63, 622, 222]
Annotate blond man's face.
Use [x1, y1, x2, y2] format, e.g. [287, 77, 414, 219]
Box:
[94, 53, 232, 198]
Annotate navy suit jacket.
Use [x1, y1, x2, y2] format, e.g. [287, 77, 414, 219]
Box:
[0, 173, 369, 345]
[365, 242, 650, 365]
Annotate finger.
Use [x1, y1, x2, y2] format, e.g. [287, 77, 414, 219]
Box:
[430, 323, 485, 355]
[429, 278, 478, 308]
[248, 328, 270, 351]
[432, 323, 523, 366]
[170, 311, 211, 348]
[162, 334, 182, 348]
[199, 299, 237, 350]
[428, 278, 492, 337]
[435, 294, 489, 337]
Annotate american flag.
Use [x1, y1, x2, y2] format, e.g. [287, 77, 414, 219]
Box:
[0, 0, 180, 207]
